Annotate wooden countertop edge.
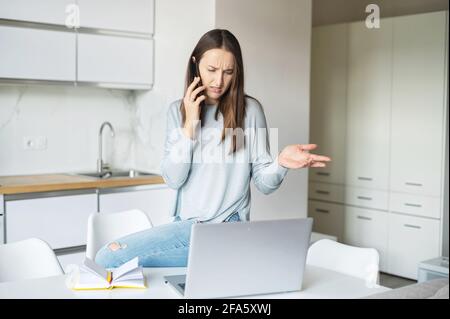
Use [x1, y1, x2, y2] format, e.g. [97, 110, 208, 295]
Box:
[0, 176, 166, 195]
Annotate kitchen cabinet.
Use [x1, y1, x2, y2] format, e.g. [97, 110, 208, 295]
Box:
[310, 23, 348, 185]
[0, 25, 76, 81]
[0, 214, 4, 245]
[310, 11, 448, 279]
[390, 11, 447, 197]
[77, 33, 153, 87]
[5, 191, 97, 249]
[344, 206, 388, 272]
[387, 213, 441, 279]
[344, 186, 389, 211]
[77, 0, 154, 34]
[99, 185, 177, 227]
[0, 195, 3, 244]
[345, 19, 392, 191]
[308, 200, 345, 242]
[389, 192, 442, 219]
[0, 0, 154, 89]
[308, 182, 345, 204]
[0, 0, 72, 26]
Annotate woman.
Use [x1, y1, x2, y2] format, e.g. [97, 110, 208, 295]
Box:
[95, 29, 331, 268]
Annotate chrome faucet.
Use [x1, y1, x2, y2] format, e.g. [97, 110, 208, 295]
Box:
[98, 121, 115, 173]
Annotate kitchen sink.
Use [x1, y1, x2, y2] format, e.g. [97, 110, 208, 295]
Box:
[74, 169, 156, 179]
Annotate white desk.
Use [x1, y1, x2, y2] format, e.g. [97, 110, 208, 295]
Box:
[0, 265, 390, 299]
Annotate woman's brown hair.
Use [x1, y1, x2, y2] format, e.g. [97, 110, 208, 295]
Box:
[181, 29, 257, 154]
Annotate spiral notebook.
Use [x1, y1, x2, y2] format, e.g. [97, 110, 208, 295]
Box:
[72, 256, 146, 290]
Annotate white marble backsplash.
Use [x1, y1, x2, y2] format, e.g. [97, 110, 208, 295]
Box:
[0, 84, 167, 176]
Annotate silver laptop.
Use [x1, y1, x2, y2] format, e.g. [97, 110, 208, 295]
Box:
[164, 217, 313, 298]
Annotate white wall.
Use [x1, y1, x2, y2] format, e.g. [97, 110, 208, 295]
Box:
[133, 0, 215, 173]
[215, 0, 313, 221]
[0, 0, 215, 176]
[0, 85, 136, 175]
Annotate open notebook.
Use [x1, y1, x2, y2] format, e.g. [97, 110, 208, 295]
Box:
[72, 256, 146, 290]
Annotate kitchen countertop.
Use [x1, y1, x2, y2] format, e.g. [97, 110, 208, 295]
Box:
[0, 173, 166, 195]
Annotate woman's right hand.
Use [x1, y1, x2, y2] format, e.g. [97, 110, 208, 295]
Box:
[182, 77, 206, 139]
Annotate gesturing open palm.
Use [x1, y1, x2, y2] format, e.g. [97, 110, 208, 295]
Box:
[278, 144, 331, 169]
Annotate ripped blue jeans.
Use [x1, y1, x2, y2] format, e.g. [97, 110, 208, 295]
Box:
[94, 212, 241, 268]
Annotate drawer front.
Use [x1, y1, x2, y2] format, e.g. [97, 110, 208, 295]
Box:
[389, 192, 442, 219]
[309, 160, 344, 185]
[387, 213, 441, 280]
[344, 206, 388, 271]
[309, 182, 345, 203]
[308, 200, 345, 241]
[345, 186, 389, 210]
[6, 193, 97, 249]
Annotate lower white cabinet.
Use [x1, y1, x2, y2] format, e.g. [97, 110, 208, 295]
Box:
[5, 191, 97, 249]
[0, 214, 4, 244]
[308, 200, 345, 242]
[99, 185, 177, 226]
[344, 206, 389, 272]
[387, 213, 441, 280]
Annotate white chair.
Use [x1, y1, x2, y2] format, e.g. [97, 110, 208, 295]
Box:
[307, 239, 380, 286]
[86, 209, 152, 260]
[310, 232, 338, 244]
[0, 238, 64, 283]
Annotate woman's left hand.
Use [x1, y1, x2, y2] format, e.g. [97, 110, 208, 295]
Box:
[278, 144, 331, 169]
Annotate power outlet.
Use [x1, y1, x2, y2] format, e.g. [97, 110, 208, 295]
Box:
[23, 136, 47, 150]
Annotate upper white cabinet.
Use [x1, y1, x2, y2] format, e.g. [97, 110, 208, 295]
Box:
[345, 19, 393, 191]
[5, 192, 97, 249]
[77, 0, 154, 34]
[0, 0, 155, 89]
[389, 12, 447, 197]
[77, 33, 153, 86]
[310, 24, 348, 185]
[0, 0, 72, 25]
[0, 25, 76, 81]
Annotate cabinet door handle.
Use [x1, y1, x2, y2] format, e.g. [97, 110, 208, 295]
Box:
[404, 224, 421, 230]
[404, 203, 422, 208]
[405, 182, 423, 187]
[357, 196, 372, 201]
[316, 172, 330, 176]
[315, 208, 330, 214]
[358, 176, 373, 181]
[357, 215, 372, 221]
[316, 190, 330, 195]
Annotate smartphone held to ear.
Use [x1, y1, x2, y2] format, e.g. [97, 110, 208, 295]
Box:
[191, 57, 206, 107]
[191, 57, 203, 87]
